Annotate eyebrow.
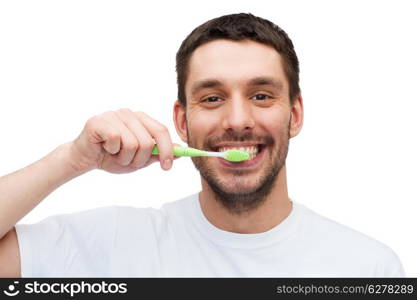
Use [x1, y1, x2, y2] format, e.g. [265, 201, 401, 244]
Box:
[247, 76, 284, 91]
[191, 79, 223, 96]
[190, 76, 284, 96]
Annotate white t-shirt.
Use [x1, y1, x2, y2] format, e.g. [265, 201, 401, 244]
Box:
[15, 193, 405, 277]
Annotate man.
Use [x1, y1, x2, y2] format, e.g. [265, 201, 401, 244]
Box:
[0, 13, 404, 277]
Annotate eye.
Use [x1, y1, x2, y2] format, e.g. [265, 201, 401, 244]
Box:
[251, 94, 269, 101]
[202, 96, 222, 103]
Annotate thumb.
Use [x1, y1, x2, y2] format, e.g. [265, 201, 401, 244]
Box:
[172, 143, 184, 160]
[144, 143, 184, 167]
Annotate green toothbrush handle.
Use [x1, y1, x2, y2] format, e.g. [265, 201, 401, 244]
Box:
[152, 145, 207, 157]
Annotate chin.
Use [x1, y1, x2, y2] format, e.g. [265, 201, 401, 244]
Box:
[219, 179, 262, 195]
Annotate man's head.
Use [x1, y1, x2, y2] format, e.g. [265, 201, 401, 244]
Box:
[173, 13, 303, 214]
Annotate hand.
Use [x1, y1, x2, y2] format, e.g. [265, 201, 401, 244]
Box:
[68, 108, 178, 174]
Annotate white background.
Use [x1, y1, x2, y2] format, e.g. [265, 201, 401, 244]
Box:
[1, 0, 416, 276]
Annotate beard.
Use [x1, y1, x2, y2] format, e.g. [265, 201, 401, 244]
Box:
[187, 121, 290, 215]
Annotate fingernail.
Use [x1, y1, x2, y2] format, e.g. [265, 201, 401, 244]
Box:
[163, 159, 172, 170]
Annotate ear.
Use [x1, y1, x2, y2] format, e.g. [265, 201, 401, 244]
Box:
[289, 94, 304, 138]
[173, 100, 188, 143]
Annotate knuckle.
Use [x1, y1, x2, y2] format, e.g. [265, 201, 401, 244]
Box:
[85, 116, 100, 130]
[141, 140, 154, 152]
[101, 110, 117, 118]
[124, 141, 139, 151]
[107, 132, 120, 141]
[155, 125, 168, 135]
[136, 111, 150, 120]
[118, 108, 132, 115]
[135, 111, 145, 117]
[102, 110, 114, 117]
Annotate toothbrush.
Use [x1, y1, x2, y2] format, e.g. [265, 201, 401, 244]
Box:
[151, 145, 250, 162]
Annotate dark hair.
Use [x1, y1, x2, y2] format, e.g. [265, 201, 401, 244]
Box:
[176, 13, 300, 107]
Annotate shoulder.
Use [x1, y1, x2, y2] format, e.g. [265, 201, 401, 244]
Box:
[297, 203, 388, 247]
[16, 206, 120, 236]
[295, 202, 405, 276]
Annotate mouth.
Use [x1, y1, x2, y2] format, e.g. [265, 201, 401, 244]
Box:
[216, 144, 264, 160]
[213, 143, 266, 168]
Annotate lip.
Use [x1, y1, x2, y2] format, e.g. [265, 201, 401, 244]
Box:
[217, 145, 266, 169]
[213, 142, 263, 150]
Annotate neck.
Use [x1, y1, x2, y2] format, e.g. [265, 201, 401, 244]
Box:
[199, 165, 292, 234]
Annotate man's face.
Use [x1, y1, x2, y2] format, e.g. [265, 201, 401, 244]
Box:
[176, 39, 301, 213]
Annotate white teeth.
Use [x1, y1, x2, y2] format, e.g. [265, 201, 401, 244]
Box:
[218, 146, 259, 159]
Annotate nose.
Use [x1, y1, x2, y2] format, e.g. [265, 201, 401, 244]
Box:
[221, 95, 255, 132]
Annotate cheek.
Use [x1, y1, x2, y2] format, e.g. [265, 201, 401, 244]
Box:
[254, 110, 289, 134]
[188, 111, 219, 138]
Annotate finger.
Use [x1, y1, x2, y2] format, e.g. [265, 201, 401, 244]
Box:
[172, 143, 182, 160]
[103, 111, 139, 166]
[142, 144, 184, 167]
[115, 109, 156, 169]
[85, 116, 121, 154]
[136, 111, 174, 170]
[142, 155, 161, 168]
[143, 143, 182, 168]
